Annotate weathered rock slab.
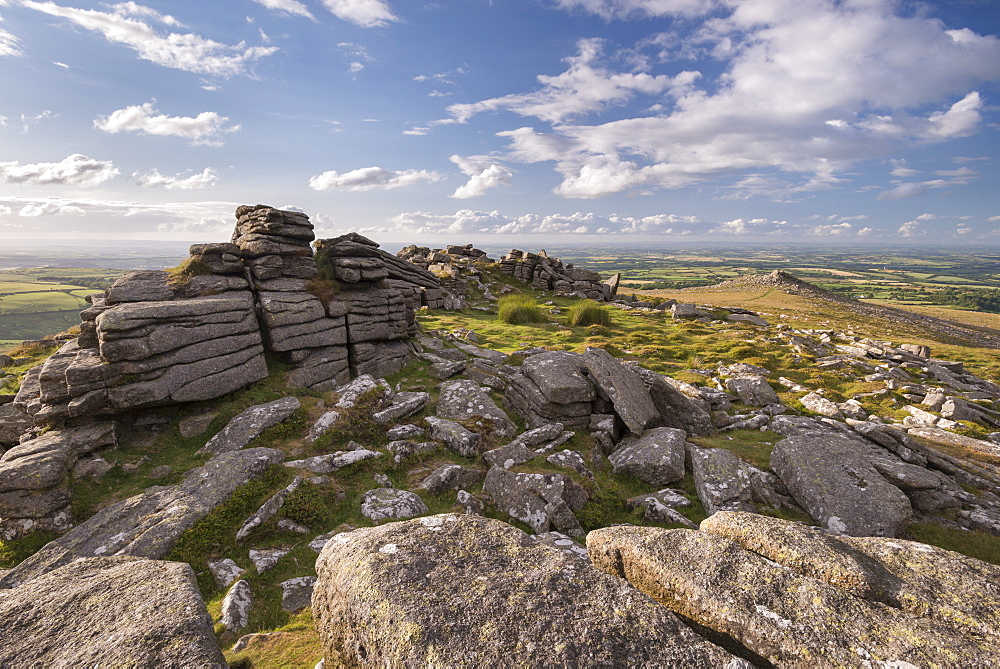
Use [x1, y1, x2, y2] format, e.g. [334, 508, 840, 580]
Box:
[312, 514, 740, 666]
[0, 556, 225, 667]
[199, 397, 301, 454]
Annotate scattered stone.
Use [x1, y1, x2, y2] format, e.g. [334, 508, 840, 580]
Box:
[221, 579, 253, 631]
[284, 449, 381, 474]
[482, 442, 536, 469]
[372, 391, 429, 424]
[386, 440, 438, 464]
[425, 416, 481, 457]
[456, 489, 483, 515]
[360, 488, 429, 523]
[386, 424, 424, 441]
[248, 547, 290, 574]
[607, 427, 687, 486]
[436, 379, 516, 438]
[199, 397, 301, 454]
[277, 518, 311, 534]
[798, 391, 843, 418]
[531, 531, 589, 561]
[546, 449, 593, 478]
[236, 476, 302, 541]
[208, 558, 244, 588]
[725, 375, 780, 407]
[72, 455, 113, 481]
[417, 464, 484, 494]
[583, 347, 659, 435]
[279, 576, 316, 613]
[305, 411, 341, 444]
[483, 467, 587, 536]
[1, 448, 284, 587]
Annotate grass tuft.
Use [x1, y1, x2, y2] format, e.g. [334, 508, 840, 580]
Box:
[497, 294, 547, 325]
[566, 301, 611, 327]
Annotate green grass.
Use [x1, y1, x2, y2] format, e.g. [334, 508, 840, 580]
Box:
[689, 430, 782, 470]
[566, 301, 611, 327]
[906, 523, 1000, 565]
[497, 294, 547, 325]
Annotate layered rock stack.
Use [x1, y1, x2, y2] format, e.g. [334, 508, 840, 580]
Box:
[500, 249, 610, 300]
[233, 205, 350, 389]
[15, 268, 267, 425]
[314, 233, 444, 378]
[13, 206, 442, 418]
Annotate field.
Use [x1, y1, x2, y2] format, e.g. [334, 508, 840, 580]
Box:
[543, 246, 1000, 315]
[0, 268, 121, 344]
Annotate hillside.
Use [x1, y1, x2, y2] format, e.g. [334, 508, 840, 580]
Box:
[2, 214, 1000, 667]
[642, 269, 1000, 350]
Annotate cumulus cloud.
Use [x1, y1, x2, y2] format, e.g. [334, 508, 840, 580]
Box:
[308, 166, 445, 191]
[251, 0, 315, 20]
[321, 0, 398, 28]
[897, 220, 924, 238]
[133, 167, 219, 189]
[23, 1, 277, 77]
[94, 102, 239, 145]
[337, 42, 374, 74]
[444, 38, 695, 124]
[449, 155, 513, 199]
[0, 154, 119, 186]
[463, 0, 1000, 198]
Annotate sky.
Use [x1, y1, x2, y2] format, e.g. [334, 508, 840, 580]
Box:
[1, 0, 999, 246]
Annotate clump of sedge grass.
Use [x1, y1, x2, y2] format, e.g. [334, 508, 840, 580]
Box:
[497, 294, 546, 325]
[567, 301, 611, 327]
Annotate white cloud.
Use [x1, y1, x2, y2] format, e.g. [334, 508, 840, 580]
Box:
[23, 1, 277, 77]
[337, 42, 374, 74]
[94, 102, 239, 145]
[472, 0, 1000, 198]
[449, 155, 513, 199]
[251, 0, 315, 20]
[924, 91, 982, 138]
[0, 154, 119, 186]
[133, 167, 219, 189]
[20, 110, 56, 133]
[897, 220, 923, 238]
[0, 25, 21, 57]
[321, 0, 398, 28]
[0, 205, 12, 216]
[552, 0, 715, 20]
[308, 166, 445, 191]
[19, 202, 86, 216]
[403, 127, 429, 136]
[444, 38, 695, 124]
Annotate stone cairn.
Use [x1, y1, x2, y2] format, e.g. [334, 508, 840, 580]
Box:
[0, 205, 440, 539]
[499, 250, 611, 300]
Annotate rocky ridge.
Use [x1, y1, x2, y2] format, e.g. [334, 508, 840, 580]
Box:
[2, 242, 1000, 665]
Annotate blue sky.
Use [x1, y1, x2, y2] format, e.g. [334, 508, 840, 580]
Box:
[1, 0, 999, 245]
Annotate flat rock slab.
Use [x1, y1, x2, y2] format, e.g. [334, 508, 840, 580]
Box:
[436, 379, 516, 439]
[1, 448, 284, 587]
[587, 523, 998, 667]
[583, 347, 658, 435]
[520, 351, 595, 405]
[483, 467, 587, 536]
[608, 427, 687, 486]
[724, 375, 780, 407]
[312, 514, 739, 666]
[770, 433, 912, 537]
[360, 487, 429, 523]
[199, 397, 301, 454]
[0, 556, 225, 667]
